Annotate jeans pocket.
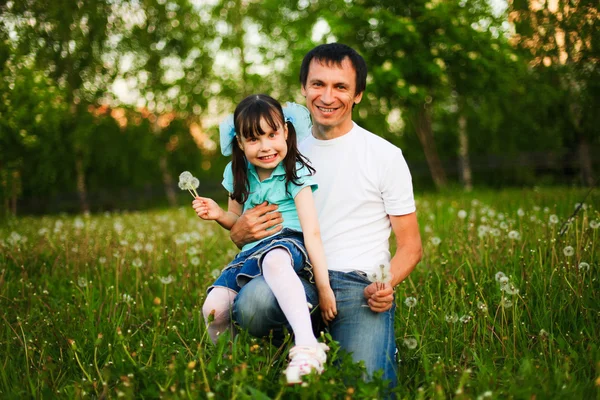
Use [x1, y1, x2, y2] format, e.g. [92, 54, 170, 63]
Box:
[348, 270, 372, 285]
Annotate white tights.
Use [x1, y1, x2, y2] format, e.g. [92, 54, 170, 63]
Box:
[202, 248, 317, 346]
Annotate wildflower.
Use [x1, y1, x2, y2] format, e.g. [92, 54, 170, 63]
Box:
[74, 218, 84, 229]
[77, 277, 88, 288]
[477, 391, 493, 400]
[590, 220, 600, 229]
[549, 215, 559, 224]
[99, 257, 107, 264]
[501, 283, 520, 295]
[144, 243, 154, 252]
[159, 275, 175, 285]
[190, 257, 200, 266]
[490, 228, 500, 237]
[368, 263, 392, 290]
[211, 268, 221, 279]
[517, 208, 525, 217]
[458, 210, 467, 219]
[187, 246, 199, 256]
[7, 232, 22, 245]
[445, 314, 458, 323]
[495, 271, 506, 282]
[178, 171, 200, 198]
[477, 301, 488, 313]
[430, 237, 441, 246]
[459, 315, 472, 324]
[508, 230, 520, 240]
[113, 221, 124, 235]
[500, 298, 513, 309]
[499, 276, 509, 286]
[539, 329, 549, 338]
[132, 258, 143, 268]
[563, 246, 574, 257]
[578, 262, 590, 272]
[499, 221, 508, 230]
[38, 228, 49, 236]
[120, 240, 129, 247]
[122, 293, 133, 303]
[404, 297, 417, 308]
[403, 337, 418, 349]
[133, 242, 143, 252]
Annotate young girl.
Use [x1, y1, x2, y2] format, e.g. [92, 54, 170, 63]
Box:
[192, 94, 336, 383]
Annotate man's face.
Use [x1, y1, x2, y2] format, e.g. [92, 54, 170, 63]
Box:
[301, 58, 363, 138]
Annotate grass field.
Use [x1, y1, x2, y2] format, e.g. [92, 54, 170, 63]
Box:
[1, 188, 599, 399]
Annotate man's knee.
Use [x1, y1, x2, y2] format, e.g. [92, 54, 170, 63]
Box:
[232, 277, 282, 336]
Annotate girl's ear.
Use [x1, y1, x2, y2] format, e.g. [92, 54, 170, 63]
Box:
[236, 136, 244, 151]
[284, 121, 289, 141]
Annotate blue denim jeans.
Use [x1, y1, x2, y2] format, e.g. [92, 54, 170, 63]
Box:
[232, 269, 398, 388]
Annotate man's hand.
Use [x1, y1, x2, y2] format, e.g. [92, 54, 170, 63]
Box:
[318, 287, 337, 323]
[363, 282, 394, 313]
[230, 202, 283, 248]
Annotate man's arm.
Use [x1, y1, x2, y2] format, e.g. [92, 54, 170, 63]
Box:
[229, 202, 284, 249]
[364, 212, 422, 312]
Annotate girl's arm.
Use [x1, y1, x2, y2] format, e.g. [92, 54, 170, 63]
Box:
[192, 196, 243, 230]
[294, 187, 337, 322]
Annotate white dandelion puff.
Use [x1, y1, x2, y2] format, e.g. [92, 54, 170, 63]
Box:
[122, 294, 133, 303]
[539, 329, 549, 338]
[549, 215, 559, 225]
[507, 230, 520, 240]
[159, 275, 175, 285]
[77, 277, 88, 288]
[178, 171, 200, 198]
[495, 271, 506, 282]
[517, 208, 525, 217]
[501, 283, 520, 295]
[99, 257, 107, 264]
[133, 242, 143, 252]
[132, 258, 143, 268]
[459, 315, 472, 324]
[477, 301, 488, 313]
[430, 237, 441, 246]
[578, 262, 590, 272]
[404, 297, 418, 308]
[445, 314, 459, 323]
[458, 210, 467, 219]
[500, 298, 513, 309]
[590, 220, 599, 229]
[211, 269, 221, 279]
[403, 337, 418, 349]
[563, 246, 574, 257]
[190, 257, 200, 266]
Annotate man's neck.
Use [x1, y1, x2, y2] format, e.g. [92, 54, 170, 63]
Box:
[312, 121, 355, 141]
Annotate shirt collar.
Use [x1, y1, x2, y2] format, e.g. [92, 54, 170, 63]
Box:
[247, 161, 286, 182]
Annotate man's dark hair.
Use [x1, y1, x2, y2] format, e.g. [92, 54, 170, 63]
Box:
[299, 43, 367, 95]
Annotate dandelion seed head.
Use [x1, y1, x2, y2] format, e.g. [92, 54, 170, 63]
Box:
[445, 314, 458, 323]
[495, 271, 506, 282]
[459, 315, 472, 324]
[458, 210, 467, 219]
[578, 262, 590, 272]
[403, 337, 418, 349]
[590, 220, 599, 229]
[99, 257, 107, 264]
[517, 208, 525, 217]
[549, 214, 559, 224]
[77, 277, 87, 288]
[430, 237, 441, 246]
[132, 258, 143, 268]
[159, 275, 175, 285]
[500, 298, 513, 309]
[211, 269, 221, 279]
[405, 297, 418, 308]
[563, 246, 574, 257]
[133, 242, 143, 252]
[508, 230, 520, 240]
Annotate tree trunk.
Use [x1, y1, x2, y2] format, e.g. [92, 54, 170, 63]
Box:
[75, 154, 89, 213]
[457, 114, 473, 191]
[159, 156, 177, 207]
[578, 136, 593, 186]
[411, 105, 447, 189]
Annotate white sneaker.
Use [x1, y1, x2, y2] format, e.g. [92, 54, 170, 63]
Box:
[284, 343, 329, 384]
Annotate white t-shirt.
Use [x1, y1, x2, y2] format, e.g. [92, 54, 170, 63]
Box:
[299, 122, 416, 275]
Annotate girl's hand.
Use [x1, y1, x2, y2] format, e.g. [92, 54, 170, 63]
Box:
[192, 197, 223, 221]
[318, 286, 337, 323]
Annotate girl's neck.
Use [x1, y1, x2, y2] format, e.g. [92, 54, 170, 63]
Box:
[255, 166, 274, 182]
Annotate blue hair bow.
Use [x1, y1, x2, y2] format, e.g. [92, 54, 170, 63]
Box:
[219, 102, 312, 156]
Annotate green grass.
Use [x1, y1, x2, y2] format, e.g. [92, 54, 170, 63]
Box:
[1, 187, 599, 399]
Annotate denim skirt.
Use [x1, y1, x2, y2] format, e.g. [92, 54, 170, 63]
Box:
[208, 228, 313, 294]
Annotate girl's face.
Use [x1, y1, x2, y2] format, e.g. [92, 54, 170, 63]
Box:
[237, 116, 288, 180]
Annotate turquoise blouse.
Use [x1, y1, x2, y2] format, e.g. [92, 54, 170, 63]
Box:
[222, 161, 317, 252]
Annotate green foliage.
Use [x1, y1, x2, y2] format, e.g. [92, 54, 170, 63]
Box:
[0, 188, 599, 398]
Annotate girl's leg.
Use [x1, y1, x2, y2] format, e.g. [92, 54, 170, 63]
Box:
[261, 248, 318, 347]
[202, 287, 237, 344]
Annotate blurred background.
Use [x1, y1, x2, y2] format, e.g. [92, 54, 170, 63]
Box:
[0, 0, 598, 216]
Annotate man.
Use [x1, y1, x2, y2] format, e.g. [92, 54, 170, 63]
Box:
[229, 43, 422, 387]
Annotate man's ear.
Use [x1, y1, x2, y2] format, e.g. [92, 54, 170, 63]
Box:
[301, 85, 307, 97]
[353, 91, 364, 105]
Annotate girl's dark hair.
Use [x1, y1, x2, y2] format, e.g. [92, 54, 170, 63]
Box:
[230, 94, 315, 204]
